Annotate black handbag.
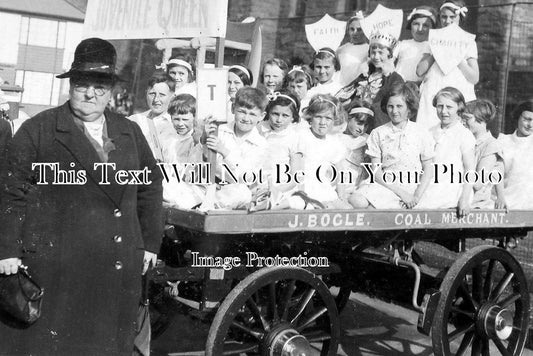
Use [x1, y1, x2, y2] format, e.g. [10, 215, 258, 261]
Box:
[0, 265, 44, 324]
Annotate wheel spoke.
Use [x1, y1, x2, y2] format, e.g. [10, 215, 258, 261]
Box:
[246, 298, 270, 331]
[221, 342, 259, 354]
[455, 331, 475, 356]
[451, 306, 476, 319]
[295, 306, 327, 331]
[472, 266, 483, 303]
[492, 338, 512, 356]
[489, 272, 514, 303]
[280, 280, 296, 321]
[459, 282, 479, 311]
[268, 282, 279, 323]
[290, 288, 316, 325]
[231, 321, 264, 340]
[472, 336, 481, 356]
[498, 292, 520, 309]
[483, 259, 496, 301]
[302, 329, 332, 342]
[449, 323, 475, 342]
[481, 338, 490, 356]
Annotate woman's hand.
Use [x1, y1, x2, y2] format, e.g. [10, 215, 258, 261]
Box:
[142, 251, 157, 275]
[0, 258, 22, 275]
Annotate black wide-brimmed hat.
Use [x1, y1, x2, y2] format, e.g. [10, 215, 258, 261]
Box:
[57, 37, 122, 80]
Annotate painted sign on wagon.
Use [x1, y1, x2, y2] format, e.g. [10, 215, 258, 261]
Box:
[83, 0, 228, 39]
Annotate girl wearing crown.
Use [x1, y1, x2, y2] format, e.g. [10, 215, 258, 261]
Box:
[336, 31, 404, 128]
[416, 0, 479, 129]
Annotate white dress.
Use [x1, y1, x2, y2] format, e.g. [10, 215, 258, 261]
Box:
[296, 128, 347, 203]
[497, 132, 533, 209]
[396, 39, 430, 83]
[416, 121, 476, 209]
[416, 40, 478, 130]
[336, 43, 369, 86]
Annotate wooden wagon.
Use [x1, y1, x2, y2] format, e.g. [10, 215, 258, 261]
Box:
[148, 208, 532, 356]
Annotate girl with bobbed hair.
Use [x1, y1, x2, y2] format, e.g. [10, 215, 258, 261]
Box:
[416, 87, 476, 216]
[349, 82, 434, 209]
[336, 31, 404, 128]
[260, 58, 289, 93]
[462, 99, 502, 208]
[494, 99, 533, 209]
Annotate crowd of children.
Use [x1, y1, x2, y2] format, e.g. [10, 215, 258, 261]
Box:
[130, 0, 533, 213]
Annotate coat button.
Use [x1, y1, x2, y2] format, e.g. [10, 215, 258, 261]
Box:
[114, 261, 123, 270]
[113, 209, 122, 218]
[113, 235, 122, 243]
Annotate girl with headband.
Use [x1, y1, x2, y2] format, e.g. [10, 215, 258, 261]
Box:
[350, 82, 435, 210]
[166, 55, 197, 97]
[228, 64, 253, 102]
[284, 94, 352, 210]
[396, 6, 438, 83]
[416, 0, 479, 129]
[227, 64, 254, 123]
[336, 99, 373, 201]
[256, 90, 301, 209]
[336, 11, 369, 86]
[306, 48, 343, 100]
[285, 65, 313, 104]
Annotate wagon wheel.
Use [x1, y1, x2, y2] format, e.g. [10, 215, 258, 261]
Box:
[205, 267, 340, 355]
[432, 245, 529, 356]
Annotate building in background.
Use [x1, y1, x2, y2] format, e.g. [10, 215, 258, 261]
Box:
[0, 0, 84, 116]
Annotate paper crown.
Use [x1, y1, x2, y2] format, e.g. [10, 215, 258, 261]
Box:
[369, 32, 398, 50]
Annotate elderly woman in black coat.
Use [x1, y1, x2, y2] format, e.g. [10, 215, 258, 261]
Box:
[0, 38, 163, 356]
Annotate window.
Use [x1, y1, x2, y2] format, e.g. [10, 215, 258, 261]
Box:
[63, 22, 83, 69]
[18, 71, 54, 105]
[27, 18, 59, 48]
[0, 12, 21, 64]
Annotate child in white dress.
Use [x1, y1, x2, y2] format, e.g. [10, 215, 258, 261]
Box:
[462, 99, 502, 208]
[349, 83, 435, 209]
[275, 94, 351, 209]
[416, 87, 476, 216]
[257, 91, 301, 208]
[162, 94, 205, 209]
[416, 0, 479, 129]
[494, 100, 533, 209]
[396, 6, 437, 84]
[305, 48, 343, 99]
[336, 99, 373, 201]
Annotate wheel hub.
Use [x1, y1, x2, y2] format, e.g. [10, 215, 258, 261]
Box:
[480, 304, 513, 340]
[263, 324, 312, 356]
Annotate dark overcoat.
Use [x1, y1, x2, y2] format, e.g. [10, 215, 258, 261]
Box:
[0, 102, 163, 356]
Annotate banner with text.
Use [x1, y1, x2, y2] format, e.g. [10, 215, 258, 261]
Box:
[305, 14, 346, 52]
[429, 24, 476, 75]
[83, 0, 228, 39]
[360, 4, 403, 42]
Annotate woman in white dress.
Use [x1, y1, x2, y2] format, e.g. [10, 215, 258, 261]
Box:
[416, 0, 479, 129]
